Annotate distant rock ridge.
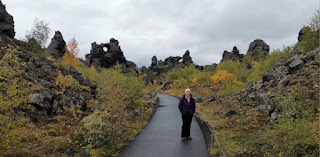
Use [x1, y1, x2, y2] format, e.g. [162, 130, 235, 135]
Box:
[141, 50, 194, 84]
[220, 39, 270, 63]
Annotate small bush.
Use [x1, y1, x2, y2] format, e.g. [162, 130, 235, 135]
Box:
[172, 78, 190, 89]
[54, 70, 80, 90]
[191, 72, 212, 86]
[243, 54, 253, 68]
[62, 37, 79, 69]
[216, 60, 249, 82]
[98, 64, 146, 109]
[210, 70, 234, 84]
[75, 61, 99, 82]
[248, 47, 290, 82]
[210, 61, 249, 95]
[203, 64, 217, 74]
[166, 65, 213, 89]
[210, 70, 245, 95]
[296, 26, 319, 53]
[166, 65, 199, 82]
[219, 80, 245, 95]
[7, 37, 45, 57]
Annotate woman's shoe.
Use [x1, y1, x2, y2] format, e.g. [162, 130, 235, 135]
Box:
[187, 136, 192, 140]
[181, 137, 187, 141]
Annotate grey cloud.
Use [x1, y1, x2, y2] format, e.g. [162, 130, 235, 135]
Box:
[3, 0, 318, 67]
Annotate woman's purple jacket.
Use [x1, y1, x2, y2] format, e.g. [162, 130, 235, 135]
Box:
[178, 94, 196, 116]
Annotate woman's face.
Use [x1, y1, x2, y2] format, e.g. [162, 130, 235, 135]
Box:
[185, 91, 191, 96]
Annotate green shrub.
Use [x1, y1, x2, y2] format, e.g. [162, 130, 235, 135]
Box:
[210, 69, 245, 95]
[166, 65, 213, 89]
[166, 65, 199, 82]
[54, 70, 91, 93]
[248, 47, 290, 82]
[81, 109, 132, 151]
[75, 61, 100, 82]
[219, 80, 245, 95]
[0, 45, 37, 154]
[216, 60, 249, 82]
[191, 71, 212, 86]
[98, 64, 146, 109]
[243, 54, 253, 68]
[257, 50, 265, 59]
[7, 37, 45, 57]
[296, 26, 320, 53]
[81, 63, 152, 156]
[264, 91, 319, 156]
[203, 64, 217, 74]
[172, 78, 190, 89]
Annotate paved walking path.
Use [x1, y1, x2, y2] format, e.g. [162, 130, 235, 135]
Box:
[118, 93, 209, 157]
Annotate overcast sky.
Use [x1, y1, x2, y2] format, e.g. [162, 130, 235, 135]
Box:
[3, 0, 319, 67]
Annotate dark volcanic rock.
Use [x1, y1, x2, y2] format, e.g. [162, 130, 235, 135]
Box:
[11, 49, 96, 115]
[262, 71, 275, 82]
[163, 56, 182, 66]
[221, 46, 244, 62]
[161, 80, 174, 90]
[30, 89, 61, 114]
[195, 65, 204, 70]
[151, 56, 157, 66]
[46, 31, 66, 59]
[85, 38, 137, 73]
[182, 50, 193, 66]
[234, 48, 319, 122]
[246, 39, 270, 59]
[225, 109, 236, 117]
[288, 58, 304, 73]
[205, 95, 219, 103]
[141, 50, 196, 84]
[0, 1, 15, 38]
[194, 96, 203, 102]
[298, 26, 310, 42]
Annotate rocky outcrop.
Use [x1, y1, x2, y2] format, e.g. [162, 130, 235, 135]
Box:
[298, 26, 310, 42]
[161, 79, 174, 90]
[205, 95, 219, 103]
[246, 39, 270, 59]
[141, 50, 195, 84]
[46, 31, 66, 59]
[195, 64, 217, 71]
[182, 50, 193, 66]
[194, 96, 203, 102]
[85, 38, 137, 73]
[0, 1, 15, 38]
[233, 48, 319, 122]
[15, 50, 96, 116]
[221, 46, 244, 62]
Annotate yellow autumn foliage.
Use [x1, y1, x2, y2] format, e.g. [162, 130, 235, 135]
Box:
[210, 70, 234, 84]
[0, 45, 37, 154]
[62, 36, 79, 68]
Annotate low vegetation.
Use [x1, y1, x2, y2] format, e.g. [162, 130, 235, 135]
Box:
[162, 24, 319, 156]
[0, 37, 157, 156]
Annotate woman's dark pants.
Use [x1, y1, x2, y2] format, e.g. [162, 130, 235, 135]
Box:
[181, 114, 193, 137]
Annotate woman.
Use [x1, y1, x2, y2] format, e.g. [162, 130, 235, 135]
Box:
[178, 88, 196, 141]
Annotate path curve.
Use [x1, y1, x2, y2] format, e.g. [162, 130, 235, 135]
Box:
[118, 93, 209, 157]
